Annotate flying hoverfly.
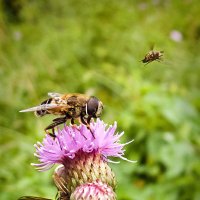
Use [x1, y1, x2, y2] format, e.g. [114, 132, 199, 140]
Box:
[20, 93, 103, 136]
[142, 47, 164, 65]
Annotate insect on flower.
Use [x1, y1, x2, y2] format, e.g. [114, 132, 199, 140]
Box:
[20, 93, 103, 136]
[142, 47, 164, 65]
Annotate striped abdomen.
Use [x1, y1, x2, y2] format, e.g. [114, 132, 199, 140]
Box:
[35, 98, 52, 117]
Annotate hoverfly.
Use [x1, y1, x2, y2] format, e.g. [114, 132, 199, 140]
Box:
[20, 93, 103, 136]
[142, 47, 164, 65]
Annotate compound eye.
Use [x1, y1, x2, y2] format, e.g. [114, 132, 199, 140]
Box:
[87, 97, 99, 117]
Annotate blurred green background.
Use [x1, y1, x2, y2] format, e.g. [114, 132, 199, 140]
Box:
[0, 0, 200, 199]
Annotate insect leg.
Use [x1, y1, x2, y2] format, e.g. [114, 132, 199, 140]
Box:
[70, 118, 81, 132]
[144, 61, 152, 66]
[80, 115, 87, 125]
[156, 57, 163, 62]
[53, 117, 68, 122]
[45, 116, 69, 137]
[46, 117, 68, 129]
[86, 116, 95, 137]
[70, 118, 75, 125]
[80, 116, 95, 138]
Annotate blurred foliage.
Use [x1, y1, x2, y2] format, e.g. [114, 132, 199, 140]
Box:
[0, 0, 200, 199]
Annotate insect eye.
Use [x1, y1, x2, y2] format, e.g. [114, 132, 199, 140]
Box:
[87, 97, 99, 117]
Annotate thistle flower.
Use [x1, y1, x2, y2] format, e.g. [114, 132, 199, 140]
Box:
[70, 180, 116, 200]
[32, 119, 135, 199]
[32, 119, 134, 171]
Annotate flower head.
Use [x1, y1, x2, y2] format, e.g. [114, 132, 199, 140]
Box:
[32, 119, 135, 171]
[70, 180, 116, 200]
[170, 30, 183, 42]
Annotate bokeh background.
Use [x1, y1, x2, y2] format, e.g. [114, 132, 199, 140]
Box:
[0, 0, 200, 199]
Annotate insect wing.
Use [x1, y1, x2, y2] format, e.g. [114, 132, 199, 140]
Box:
[48, 92, 62, 98]
[19, 104, 61, 113]
[18, 196, 51, 200]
